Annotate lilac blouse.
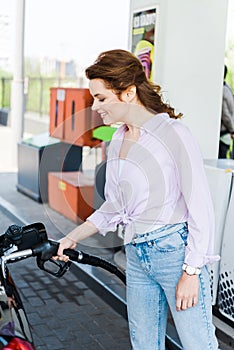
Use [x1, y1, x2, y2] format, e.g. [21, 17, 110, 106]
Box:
[87, 113, 220, 267]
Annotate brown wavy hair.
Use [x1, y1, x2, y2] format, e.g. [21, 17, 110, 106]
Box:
[85, 49, 182, 119]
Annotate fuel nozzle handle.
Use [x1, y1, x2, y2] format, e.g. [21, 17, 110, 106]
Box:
[32, 240, 59, 260]
[35, 240, 71, 278]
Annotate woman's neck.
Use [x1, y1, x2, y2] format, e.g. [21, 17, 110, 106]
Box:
[125, 124, 141, 138]
[125, 106, 155, 136]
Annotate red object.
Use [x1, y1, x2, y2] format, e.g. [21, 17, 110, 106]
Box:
[49, 87, 103, 147]
[3, 337, 34, 350]
[49, 88, 66, 139]
[48, 171, 94, 223]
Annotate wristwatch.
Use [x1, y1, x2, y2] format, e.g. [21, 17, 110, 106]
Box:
[182, 263, 201, 276]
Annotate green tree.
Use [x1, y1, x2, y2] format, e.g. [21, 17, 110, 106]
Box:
[0, 68, 12, 107]
[225, 40, 234, 92]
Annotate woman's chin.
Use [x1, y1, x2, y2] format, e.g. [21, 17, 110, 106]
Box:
[103, 119, 111, 125]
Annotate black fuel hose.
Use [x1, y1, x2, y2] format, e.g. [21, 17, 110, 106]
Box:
[64, 249, 126, 285]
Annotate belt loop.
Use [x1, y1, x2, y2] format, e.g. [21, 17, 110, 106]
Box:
[146, 233, 153, 246]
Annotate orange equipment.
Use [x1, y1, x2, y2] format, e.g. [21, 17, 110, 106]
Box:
[49, 87, 103, 147]
[48, 171, 94, 223]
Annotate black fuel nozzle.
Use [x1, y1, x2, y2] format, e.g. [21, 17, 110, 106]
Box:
[33, 240, 59, 260]
[35, 240, 71, 278]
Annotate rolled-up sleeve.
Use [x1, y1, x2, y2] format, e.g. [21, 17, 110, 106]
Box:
[87, 199, 121, 235]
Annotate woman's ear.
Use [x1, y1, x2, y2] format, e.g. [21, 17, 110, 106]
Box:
[123, 85, 137, 103]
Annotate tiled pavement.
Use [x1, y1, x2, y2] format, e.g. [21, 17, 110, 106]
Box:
[1, 210, 131, 350]
[10, 257, 131, 350]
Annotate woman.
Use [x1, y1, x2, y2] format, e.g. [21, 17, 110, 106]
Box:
[56, 49, 220, 350]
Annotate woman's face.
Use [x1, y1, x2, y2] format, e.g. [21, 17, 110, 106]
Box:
[89, 78, 129, 125]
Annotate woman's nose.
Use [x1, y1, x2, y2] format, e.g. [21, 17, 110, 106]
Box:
[91, 99, 98, 111]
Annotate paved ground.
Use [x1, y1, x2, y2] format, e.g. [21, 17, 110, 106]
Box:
[1, 208, 131, 350]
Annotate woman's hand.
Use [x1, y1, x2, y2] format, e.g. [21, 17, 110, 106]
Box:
[54, 236, 77, 262]
[176, 271, 199, 311]
[53, 221, 98, 262]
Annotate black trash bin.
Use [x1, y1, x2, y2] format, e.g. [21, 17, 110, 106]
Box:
[17, 132, 82, 203]
[0, 108, 10, 126]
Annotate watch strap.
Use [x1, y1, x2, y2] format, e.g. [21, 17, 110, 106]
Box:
[182, 263, 201, 275]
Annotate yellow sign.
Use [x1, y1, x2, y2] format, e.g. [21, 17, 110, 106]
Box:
[132, 8, 156, 81]
[58, 181, 66, 191]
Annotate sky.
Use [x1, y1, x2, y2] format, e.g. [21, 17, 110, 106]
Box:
[24, 0, 131, 67]
[0, 0, 130, 69]
[226, 0, 234, 43]
[1, 0, 234, 71]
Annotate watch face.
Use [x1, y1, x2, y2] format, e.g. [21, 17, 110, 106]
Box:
[186, 266, 196, 275]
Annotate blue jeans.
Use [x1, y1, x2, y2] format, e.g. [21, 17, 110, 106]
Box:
[125, 223, 219, 350]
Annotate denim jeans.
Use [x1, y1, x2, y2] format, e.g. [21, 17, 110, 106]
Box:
[125, 223, 219, 350]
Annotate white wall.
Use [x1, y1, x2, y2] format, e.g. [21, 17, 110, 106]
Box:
[129, 0, 229, 158]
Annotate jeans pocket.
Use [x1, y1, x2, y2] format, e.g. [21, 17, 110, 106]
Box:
[153, 231, 186, 252]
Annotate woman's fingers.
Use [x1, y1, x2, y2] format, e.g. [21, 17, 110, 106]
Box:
[176, 295, 198, 311]
[53, 241, 74, 261]
[54, 238, 77, 260]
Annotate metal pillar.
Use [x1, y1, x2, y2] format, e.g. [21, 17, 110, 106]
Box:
[10, 0, 25, 165]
